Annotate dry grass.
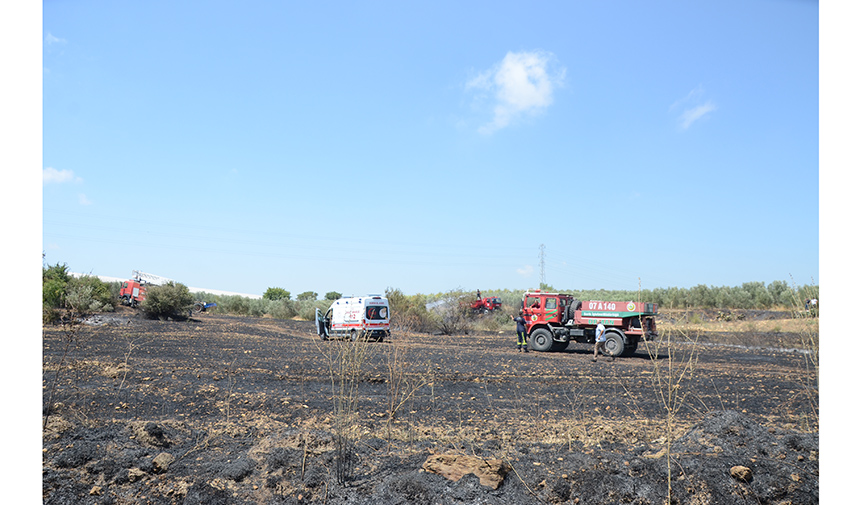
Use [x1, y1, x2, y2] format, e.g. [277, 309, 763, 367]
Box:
[659, 309, 819, 351]
[660, 309, 815, 333]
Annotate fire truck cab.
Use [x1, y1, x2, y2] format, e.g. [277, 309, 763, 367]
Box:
[119, 279, 147, 307]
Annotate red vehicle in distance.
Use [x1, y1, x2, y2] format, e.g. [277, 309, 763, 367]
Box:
[118, 270, 176, 308]
[470, 295, 502, 314]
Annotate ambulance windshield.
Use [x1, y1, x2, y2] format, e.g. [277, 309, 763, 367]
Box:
[366, 306, 388, 320]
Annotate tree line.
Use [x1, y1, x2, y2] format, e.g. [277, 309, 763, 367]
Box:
[43, 261, 817, 326]
[444, 280, 818, 312]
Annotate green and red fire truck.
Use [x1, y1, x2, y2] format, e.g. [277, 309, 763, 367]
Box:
[519, 290, 658, 357]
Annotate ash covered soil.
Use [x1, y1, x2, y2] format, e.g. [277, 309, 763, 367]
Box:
[43, 309, 818, 504]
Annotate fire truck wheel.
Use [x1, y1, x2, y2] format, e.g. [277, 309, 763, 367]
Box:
[621, 342, 639, 357]
[529, 329, 553, 352]
[602, 332, 625, 357]
[551, 341, 569, 352]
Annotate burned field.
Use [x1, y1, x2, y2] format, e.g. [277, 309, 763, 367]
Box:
[43, 310, 819, 504]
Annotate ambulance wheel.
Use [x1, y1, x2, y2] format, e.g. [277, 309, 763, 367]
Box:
[602, 332, 625, 357]
[529, 329, 553, 352]
[350, 331, 358, 342]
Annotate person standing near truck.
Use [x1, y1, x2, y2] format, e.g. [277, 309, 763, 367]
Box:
[593, 322, 610, 362]
[510, 310, 529, 353]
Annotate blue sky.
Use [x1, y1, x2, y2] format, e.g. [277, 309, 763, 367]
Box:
[9, 3, 860, 497]
[38, 0, 821, 298]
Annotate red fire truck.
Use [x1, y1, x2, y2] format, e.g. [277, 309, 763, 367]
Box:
[118, 270, 175, 307]
[470, 296, 502, 314]
[520, 290, 658, 357]
[119, 278, 147, 307]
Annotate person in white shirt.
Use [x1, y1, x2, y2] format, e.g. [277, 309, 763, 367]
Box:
[593, 322, 611, 362]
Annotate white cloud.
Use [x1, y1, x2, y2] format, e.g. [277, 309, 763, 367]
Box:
[679, 101, 717, 129]
[516, 265, 534, 277]
[671, 86, 717, 129]
[669, 85, 704, 111]
[43, 167, 81, 184]
[466, 51, 565, 134]
[45, 32, 66, 46]
[78, 194, 92, 206]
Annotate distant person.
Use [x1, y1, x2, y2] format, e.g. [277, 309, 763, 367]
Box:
[510, 310, 529, 353]
[593, 322, 611, 362]
[476, 289, 481, 300]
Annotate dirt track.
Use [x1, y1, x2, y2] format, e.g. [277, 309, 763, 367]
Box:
[42, 311, 819, 504]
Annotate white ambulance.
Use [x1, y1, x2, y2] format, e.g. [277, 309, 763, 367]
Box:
[315, 295, 390, 342]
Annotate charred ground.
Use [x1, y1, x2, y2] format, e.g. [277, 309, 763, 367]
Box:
[42, 308, 818, 504]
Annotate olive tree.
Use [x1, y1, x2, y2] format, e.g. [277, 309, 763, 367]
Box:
[141, 282, 194, 320]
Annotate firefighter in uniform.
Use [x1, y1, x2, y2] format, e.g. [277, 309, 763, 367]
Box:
[511, 310, 529, 353]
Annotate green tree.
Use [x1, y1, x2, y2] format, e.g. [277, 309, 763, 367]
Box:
[742, 281, 772, 309]
[270, 299, 297, 319]
[767, 280, 793, 307]
[325, 291, 342, 301]
[141, 282, 194, 320]
[68, 275, 114, 310]
[43, 262, 71, 309]
[42, 266, 114, 322]
[714, 286, 733, 308]
[688, 284, 715, 308]
[297, 291, 317, 301]
[730, 286, 754, 309]
[263, 287, 291, 301]
[385, 287, 434, 332]
[218, 295, 251, 315]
